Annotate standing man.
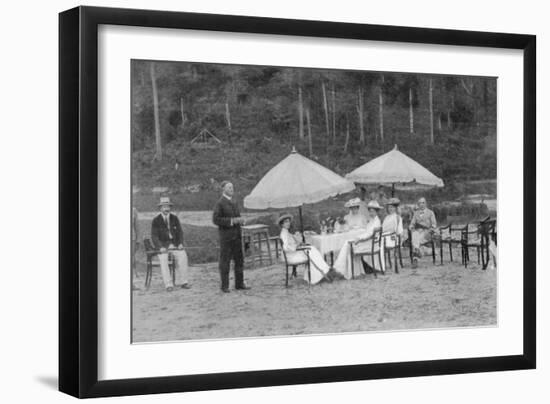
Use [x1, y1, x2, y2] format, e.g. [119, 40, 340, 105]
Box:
[212, 181, 250, 293]
[408, 197, 437, 268]
[151, 196, 190, 292]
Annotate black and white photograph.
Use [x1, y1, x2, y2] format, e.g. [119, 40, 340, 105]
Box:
[130, 60, 498, 343]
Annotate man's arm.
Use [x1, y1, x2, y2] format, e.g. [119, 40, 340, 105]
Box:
[212, 200, 233, 228]
[151, 217, 162, 249]
[173, 215, 184, 246]
[409, 211, 417, 229]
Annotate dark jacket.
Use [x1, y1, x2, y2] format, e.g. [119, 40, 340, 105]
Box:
[151, 213, 184, 249]
[212, 196, 242, 241]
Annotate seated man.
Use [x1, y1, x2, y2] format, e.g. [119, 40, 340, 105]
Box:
[151, 196, 190, 292]
[408, 197, 437, 268]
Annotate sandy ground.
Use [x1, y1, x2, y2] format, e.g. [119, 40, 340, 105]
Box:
[132, 258, 497, 343]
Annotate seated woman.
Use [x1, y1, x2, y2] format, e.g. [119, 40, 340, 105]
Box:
[278, 214, 330, 285]
[333, 200, 383, 279]
[382, 197, 404, 248]
[343, 197, 368, 230]
[408, 197, 437, 268]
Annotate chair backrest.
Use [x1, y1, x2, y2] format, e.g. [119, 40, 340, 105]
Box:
[372, 228, 383, 249]
[277, 238, 287, 262]
[143, 238, 155, 252]
[278, 237, 309, 266]
[381, 231, 399, 248]
[461, 222, 481, 242]
[478, 218, 497, 242]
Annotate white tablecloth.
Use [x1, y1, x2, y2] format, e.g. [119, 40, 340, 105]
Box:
[306, 229, 366, 256]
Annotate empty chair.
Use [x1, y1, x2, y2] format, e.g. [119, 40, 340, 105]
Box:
[438, 223, 467, 265]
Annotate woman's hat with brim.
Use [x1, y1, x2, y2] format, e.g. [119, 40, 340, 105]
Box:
[386, 197, 401, 206]
[366, 200, 383, 210]
[344, 197, 362, 209]
[278, 213, 293, 226]
[158, 196, 173, 207]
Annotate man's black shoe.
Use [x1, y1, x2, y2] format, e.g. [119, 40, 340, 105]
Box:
[221, 288, 230, 293]
[236, 285, 251, 290]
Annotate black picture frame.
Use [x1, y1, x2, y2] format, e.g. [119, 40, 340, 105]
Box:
[59, 6, 536, 398]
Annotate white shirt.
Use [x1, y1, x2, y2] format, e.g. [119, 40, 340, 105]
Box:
[382, 213, 403, 236]
[280, 228, 300, 252]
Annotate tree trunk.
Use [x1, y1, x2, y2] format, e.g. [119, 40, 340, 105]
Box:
[357, 87, 365, 145]
[322, 81, 330, 139]
[447, 94, 454, 129]
[343, 117, 350, 153]
[409, 87, 414, 134]
[180, 97, 185, 129]
[298, 86, 304, 140]
[379, 75, 385, 143]
[150, 62, 162, 161]
[429, 78, 434, 144]
[306, 108, 313, 157]
[225, 101, 232, 132]
[331, 83, 336, 144]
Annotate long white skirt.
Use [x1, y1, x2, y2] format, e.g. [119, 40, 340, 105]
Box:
[283, 246, 329, 285]
[333, 242, 384, 280]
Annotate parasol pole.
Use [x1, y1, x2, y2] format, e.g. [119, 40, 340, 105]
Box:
[299, 205, 306, 243]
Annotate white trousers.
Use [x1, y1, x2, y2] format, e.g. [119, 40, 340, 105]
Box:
[158, 250, 189, 288]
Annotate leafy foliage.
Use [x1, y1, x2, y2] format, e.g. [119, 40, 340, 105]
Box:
[132, 60, 496, 205]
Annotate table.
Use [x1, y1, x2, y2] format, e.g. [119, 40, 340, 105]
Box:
[306, 229, 365, 263]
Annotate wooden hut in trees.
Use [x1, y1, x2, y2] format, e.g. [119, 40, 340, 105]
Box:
[190, 128, 222, 149]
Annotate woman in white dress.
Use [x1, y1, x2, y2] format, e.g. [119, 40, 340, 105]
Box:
[333, 200, 383, 279]
[342, 197, 368, 231]
[278, 214, 330, 285]
[382, 197, 404, 247]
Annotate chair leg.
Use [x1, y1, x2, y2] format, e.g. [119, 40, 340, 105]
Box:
[477, 247, 480, 265]
[449, 243, 453, 262]
[372, 255, 378, 279]
[265, 234, 272, 265]
[285, 265, 289, 287]
[398, 245, 403, 268]
[387, 250, 392, 272]
[145, 257, 152, 289]
[394, 249, 399, 274]
[431, 242, 436, 264]
[170, 257, 175, 286]
[440, 242, 443, 265]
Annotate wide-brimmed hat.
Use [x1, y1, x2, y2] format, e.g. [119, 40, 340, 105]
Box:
[344, 197, 362, 209]
[158, 196, 173, 207]
[386, 197, 401, 206]
[366, 200, 382, 210]
[278, 213, 293, 226]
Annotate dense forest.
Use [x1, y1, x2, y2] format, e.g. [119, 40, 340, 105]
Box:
[131, 60, 497, 207]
